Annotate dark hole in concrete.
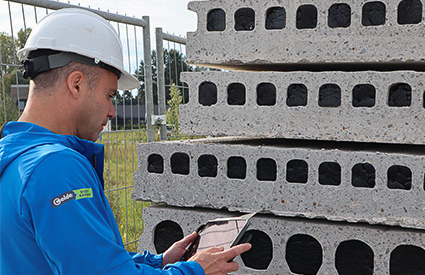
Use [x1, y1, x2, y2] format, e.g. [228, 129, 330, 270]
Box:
[296, 5, 318, 29]
[240, 230, 273, 270]
[328, 3, 351, 28]
[227, 83, 246, 105]
[207, 8, 226, 31]
[266, 7, 286, 29]
[387, 165, 412, 190]
[199, 82, 217, 106]
[154, 220, 184, 254]
[319, 84, 341, 107]
[319, 162, 341, 186]
[227, 156, 246, 179]
[287, 84, 308, 107]
[362, 1, 386, 26]
[171, 152, 190, 175]
[352, 84, 376, 108]
[198, 154, 218, 178]
[257, 158, 277, 181]
[388, 83, 412, 107]
[235, 8, 255, 31]
[398, 0, 423, 24]
[286, 234, 323, 275]
[147, 154, 164, 174]
[390, 245, 425, 274]
[335, 240, 374, 275]
[257, 83, 276, 106]
[351, 163, 376, 188]
[286, 159, 308, 183]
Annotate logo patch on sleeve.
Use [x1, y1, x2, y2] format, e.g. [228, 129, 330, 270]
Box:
[50, 188, 93, 208]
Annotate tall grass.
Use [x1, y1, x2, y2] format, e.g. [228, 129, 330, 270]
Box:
[99, 129, 150, 252]
[98, 128, 204, 252]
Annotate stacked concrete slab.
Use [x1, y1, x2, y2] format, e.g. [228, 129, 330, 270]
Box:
[133, 137, 425, 229]
[133, 0, 425, 273]
[140, 205, 425, 274]
[186, 0, 425, 71]
[179, 71, 425, 144]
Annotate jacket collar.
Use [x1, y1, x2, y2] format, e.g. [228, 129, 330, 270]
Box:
[0, 122, 105, 188]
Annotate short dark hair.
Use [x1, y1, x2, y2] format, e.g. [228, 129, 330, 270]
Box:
[32, 61, 100, 92]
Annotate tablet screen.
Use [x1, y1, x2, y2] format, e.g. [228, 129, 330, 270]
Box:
[182, 214, 254, 261]
[197, 219, 248, 251]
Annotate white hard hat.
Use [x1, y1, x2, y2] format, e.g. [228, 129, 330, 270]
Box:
[17, 8, 139, 90]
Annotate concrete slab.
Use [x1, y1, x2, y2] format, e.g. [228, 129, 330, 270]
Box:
[186, 0, 425, 70]
[180, 71, 425, 145]
[138, 205, 425, 274]
[132, 138, 425, 229]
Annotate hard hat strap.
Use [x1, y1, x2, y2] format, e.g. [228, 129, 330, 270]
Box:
[23, 51, 121, 80]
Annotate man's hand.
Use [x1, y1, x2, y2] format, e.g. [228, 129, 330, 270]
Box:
[162, 232, 197, 268]
[188, 243, 252, 275]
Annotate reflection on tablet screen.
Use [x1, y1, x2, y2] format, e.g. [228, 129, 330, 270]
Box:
[182, 213, 255, 261]
[198, 220, 248, 251]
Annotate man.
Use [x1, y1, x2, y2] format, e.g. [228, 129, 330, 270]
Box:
[0, 8, 250, 274]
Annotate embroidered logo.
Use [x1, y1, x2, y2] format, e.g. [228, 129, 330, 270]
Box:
[50, 188, 93, 208]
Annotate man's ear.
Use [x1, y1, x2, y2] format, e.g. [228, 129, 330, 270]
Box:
[67, 71, 85, 99]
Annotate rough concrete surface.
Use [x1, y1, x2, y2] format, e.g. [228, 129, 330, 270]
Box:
[186, 0, 425, 70]
[132, 138, 425, 229]
[138, 205, 425, 274]
[180, 71, 425, 145]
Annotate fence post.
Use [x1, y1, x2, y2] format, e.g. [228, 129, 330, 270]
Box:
[156, 28, 167, 141]
[143, 16, 155, 142]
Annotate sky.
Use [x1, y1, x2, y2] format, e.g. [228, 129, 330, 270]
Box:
[0, 0, 198, 37]
[0, 0, 199, 89]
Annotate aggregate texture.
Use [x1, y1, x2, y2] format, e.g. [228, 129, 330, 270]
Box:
[186, 0, 425, 70]
[132, 138, 425, 229]
[138, 205, 425, 274]
[180, 71, 425, 145]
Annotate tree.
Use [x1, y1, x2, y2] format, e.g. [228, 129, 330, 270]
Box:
[166, 84, 182, 135]
[1, 28, 31, 125]
[134, 49, 217, 105]
[112, 90, 137, 105]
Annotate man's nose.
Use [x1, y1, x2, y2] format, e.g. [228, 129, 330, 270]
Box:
[108, 100, 116, 119]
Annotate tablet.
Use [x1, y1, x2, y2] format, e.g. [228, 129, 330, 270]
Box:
[182, 212, 256, 261]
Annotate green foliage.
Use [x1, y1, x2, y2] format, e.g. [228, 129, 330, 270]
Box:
[134, 49, 217, 105]
[99, 130, 150, 252]
[1, 29, 32, 73]
[98, 129, 200, 251]
[17, 28, 32, 50]
[1, 29, 31, 125]
[1, 32, 15, 74]
[166, 84, 182, 135]
[0, 90, 19, 125]
[112, 90, 139, 105]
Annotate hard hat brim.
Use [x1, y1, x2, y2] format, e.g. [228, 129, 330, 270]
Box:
[118, 70, 140, 90]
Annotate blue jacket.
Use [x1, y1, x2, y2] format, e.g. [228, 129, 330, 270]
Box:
[0, 122, 204, 275]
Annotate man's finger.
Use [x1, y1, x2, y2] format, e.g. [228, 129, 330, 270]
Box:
[225, 261, 240, 273]
[222, 243, 252, 261]
[207, 246, 224, 253]
[176, 231, 197, 247]
[172, 232, 197, 248]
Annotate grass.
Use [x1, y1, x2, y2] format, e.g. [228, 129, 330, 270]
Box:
[98, 128, 205, 252]
[99, 129, 149, 252]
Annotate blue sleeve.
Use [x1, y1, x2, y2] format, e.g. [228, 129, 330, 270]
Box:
[21, 150, 204, 275]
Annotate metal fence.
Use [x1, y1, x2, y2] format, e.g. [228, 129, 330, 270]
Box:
[1, 0, 156, 252]
[155, 28, 188, 140]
